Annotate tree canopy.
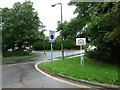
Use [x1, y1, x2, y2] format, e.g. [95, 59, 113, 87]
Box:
[57, 2, 120, 63]
[2, 1, 45, 52]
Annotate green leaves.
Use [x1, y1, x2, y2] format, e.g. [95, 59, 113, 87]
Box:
[2, 1, 44, 52]
[57, 2, 120, 63]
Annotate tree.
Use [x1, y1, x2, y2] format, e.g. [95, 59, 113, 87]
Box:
[2, 1, 44, 52]
[32, 30, 50, 50]
[83, 2, 120, 63]
[57, 2, 120, 63]
[54, 36, 61, 50]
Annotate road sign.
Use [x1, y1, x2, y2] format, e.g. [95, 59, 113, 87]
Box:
[49, 30, 55, 61]
[76, 38, 86, 46]
[76, 38, 86, 67]
[49, 30, 55, 42]
[50, 35, 54, 39]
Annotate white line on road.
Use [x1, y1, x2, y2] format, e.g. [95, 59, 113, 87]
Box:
[8, 64, 17, 67]
[7, 61, 34, 67]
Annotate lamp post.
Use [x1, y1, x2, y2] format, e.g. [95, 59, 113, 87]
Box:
[42, 29, 46, 54]
[51, 3, 64, 59]
[43, 35, 46, 54]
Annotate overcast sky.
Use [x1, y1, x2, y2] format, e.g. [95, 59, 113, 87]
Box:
[0, 0, 77, 37]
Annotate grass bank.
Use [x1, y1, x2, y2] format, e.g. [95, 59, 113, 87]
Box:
[40, 56, 119, 85]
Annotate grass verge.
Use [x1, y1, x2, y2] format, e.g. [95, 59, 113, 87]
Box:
[40, 56, 119, 85]
[1, 55, 40, 60]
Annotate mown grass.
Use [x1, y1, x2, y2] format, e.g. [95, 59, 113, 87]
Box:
[1, 55, 40, 60]
[40, 56, 119, 85]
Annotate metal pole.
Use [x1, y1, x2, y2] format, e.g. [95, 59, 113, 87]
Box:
[43, 36, 45, 54]
[80, 45, 82, 65]
[80, 45, 84, 67]
[51, 42, 53, 61]
[51, 3, 64, 59]
[60, 3, 63, 22]
[60, 3, 64, 59]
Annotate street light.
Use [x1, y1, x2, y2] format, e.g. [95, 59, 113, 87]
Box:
[51, 3, 64, 59]
[43, 30, 46, 54]
[43, 35, 46, 54]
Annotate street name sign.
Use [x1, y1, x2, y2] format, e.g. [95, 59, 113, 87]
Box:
[76, 38, 86, 46]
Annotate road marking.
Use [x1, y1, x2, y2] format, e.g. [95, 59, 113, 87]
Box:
[7, 61, 34, 66]
[23, 62, 34, 64]
[8, 64, 17, 67]
[35, 61, 91, 88]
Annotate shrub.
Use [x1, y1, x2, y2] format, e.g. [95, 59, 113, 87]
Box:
[3, 51, 30, 57]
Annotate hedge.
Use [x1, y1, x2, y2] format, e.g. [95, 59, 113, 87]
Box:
[3, 51, 30, 57]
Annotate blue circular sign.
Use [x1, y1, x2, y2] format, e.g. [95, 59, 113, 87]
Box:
[50, 35, 54, 39]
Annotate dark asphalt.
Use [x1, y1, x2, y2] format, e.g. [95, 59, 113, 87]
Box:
[3, 50, 82, 64]
[2, 50, 87, 88]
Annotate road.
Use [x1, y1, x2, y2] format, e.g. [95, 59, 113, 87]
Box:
[2, 50, 90, 88]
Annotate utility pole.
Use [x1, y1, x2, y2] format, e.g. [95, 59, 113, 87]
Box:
[43, 35, 45, 54]
[51, 3, 64, 59]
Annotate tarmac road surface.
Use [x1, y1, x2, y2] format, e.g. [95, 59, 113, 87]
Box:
[2, 50, 95, 88]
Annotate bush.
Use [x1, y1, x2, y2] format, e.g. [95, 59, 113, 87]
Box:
[3, 51, 30, 57]
[86, 50, 95, 58]
[86, 49, 119, 65]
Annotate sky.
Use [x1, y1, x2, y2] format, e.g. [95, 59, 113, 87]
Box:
[0, 0, 77, 37]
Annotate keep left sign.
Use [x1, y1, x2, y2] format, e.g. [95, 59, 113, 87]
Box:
[76, 38, 86, 46]
[49, 30, 55, 42]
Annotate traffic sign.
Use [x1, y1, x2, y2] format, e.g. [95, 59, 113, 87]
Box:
[50, 35, 54, 39]
[49, 30, 55, 61]
[76, 38, 86, 67]
[49, 30, 55, 42]
[76, 38, 86, 46]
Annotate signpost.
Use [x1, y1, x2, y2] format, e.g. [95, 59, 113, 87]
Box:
[49, 30, 55, 61]
[76, 38, 86, 67]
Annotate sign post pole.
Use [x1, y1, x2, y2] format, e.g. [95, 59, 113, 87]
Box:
[49, 30, 55, 61]
[80, 45, 82, 66]
[51, 42, 53, 61]
[80, 45, 84, 68]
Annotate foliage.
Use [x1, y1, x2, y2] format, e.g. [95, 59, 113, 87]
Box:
[53, 36, 61, 50]
[63, 38, 76, 49]
[84, 2, 120, 62]
[56, 2, 120, 63]
[32, 35, 77, 50]
[3, 51, 30, 57]
[32, 36, 51, 50]
[2, 1, 44, 52]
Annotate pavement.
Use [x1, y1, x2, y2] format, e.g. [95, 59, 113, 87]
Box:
[2, 50, 92, 88]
